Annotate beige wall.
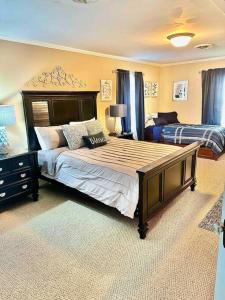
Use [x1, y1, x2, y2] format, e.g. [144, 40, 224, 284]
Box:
[2, 38, 225, 152]
[0, 39, 159, 151]
[159, 59, 225, 124]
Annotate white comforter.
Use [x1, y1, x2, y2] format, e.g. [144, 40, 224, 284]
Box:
[38, 138, 179, 218]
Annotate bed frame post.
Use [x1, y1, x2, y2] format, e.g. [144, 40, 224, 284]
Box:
[136, 142, 201, 240]
[190, 153, 197, 191]
[138, 173, 148, 239]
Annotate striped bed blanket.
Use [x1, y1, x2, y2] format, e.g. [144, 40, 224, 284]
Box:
[38, 138, 179, 218]
[162, 124, 225, 155]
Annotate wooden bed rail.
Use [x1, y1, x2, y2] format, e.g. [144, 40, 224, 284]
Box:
[136, 141, 202, 239]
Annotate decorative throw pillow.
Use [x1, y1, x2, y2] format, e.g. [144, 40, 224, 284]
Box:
[153, 117, 168, 125]
[69, 118, 95, 125]
[85, 119, 109, 141]
[145, 119, 155, 128]
[34, 126, 67, 150]
[62, 124, 88, 150]
[158, 112, 179, 124]
[85, 120, 104, 135]
[83, 132, 107, 149]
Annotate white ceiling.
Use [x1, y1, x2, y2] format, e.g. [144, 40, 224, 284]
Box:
[1, 0, 225, 64]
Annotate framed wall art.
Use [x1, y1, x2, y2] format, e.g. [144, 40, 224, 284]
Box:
[101, 80, 112, 101]
[144, 81, 151, 97]
[173, 80, 188, 101]
[151, 82, 159, 98]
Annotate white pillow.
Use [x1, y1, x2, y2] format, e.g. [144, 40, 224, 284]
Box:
[145, 119, 155, 128]
[62, 124, 88, 150]
[35, 126, 67, 150]
[69, 118, 95, 125]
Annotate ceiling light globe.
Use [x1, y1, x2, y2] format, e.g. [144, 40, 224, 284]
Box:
[167, 33, 195, 47]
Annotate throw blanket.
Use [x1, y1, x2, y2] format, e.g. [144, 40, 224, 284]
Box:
[162, 124, 225, 155]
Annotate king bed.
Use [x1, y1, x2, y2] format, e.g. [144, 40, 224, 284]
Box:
[22, 91, 201, 239]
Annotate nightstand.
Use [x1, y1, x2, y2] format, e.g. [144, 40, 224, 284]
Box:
[0, 151, 39, 209]
[117, 132, 134, 140]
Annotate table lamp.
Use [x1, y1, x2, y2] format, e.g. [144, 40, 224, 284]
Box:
[0, 105, 16, 154]
[109, 104, 127, 135]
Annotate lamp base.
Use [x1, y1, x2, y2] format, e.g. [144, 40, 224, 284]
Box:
[0, 127, 9, 155]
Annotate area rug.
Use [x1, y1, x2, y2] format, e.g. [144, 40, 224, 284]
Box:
[0, 196, 217, 300]
[199, 196, 223, 232]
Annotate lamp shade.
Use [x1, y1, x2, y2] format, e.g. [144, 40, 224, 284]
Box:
[0, 105, 16, 126]
[110, 104, 127, 118]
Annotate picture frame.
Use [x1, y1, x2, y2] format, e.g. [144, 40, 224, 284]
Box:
[173, 80, 188, 101]
[144, 81, 151, 98]
[100, 80, 112, 101]
[151, 82, 159, 98]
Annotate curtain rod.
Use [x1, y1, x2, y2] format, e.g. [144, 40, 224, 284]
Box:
[112, 70, 145, 76]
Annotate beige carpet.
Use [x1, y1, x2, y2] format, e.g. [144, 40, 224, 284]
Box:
[0, 156, 225, 300]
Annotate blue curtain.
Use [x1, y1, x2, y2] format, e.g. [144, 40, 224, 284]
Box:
[116, 69, 131, 133]
[135, 72, 145, 140]
[202, 68, 225, 125]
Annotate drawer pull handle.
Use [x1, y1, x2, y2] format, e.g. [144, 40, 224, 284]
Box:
[0, 168, 3, 172]
[22, 184, 28, 190]
[0, 192, 6, 198]
[0, 180, 4, 185]
[19, 162, 24, 167]
[20, 173, 26, 178]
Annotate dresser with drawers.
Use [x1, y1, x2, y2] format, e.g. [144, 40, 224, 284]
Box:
[0, 151, 39, 209]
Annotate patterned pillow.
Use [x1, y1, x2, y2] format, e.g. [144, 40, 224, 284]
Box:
[85, 120, 103, 135]
[83, 132, 107, 149]
[85, 119, 109, 141]
[35, 126, 67, 150]
[62, 124, 88, 150]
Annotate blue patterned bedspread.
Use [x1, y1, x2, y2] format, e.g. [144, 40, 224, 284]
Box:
[162, 124, 225, 155]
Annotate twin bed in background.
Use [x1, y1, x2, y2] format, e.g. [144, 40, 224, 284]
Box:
[22, 91, 200, 239]
[145, 111, 225, 160]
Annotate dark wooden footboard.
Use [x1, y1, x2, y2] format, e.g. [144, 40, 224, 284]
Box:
[136, 141, 202, 239]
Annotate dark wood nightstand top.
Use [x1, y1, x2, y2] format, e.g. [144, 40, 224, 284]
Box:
[0, 150, 35, 161]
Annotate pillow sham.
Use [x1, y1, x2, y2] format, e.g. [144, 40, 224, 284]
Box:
[145, 119, 155, 128]
[69, 118, 95, 125]
[83, 132, 107, 149]
[158, 112, 179, 124]
[62, 124, 88, 150]
[85, 119, 103, 135]
[153, 117, 168, 126]
[34, 126, 67, 150]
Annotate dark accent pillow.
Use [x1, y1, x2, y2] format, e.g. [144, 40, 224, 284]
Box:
[158, 112, 179, 124]
[153, 117, 168, 125]
[83, 132, 107, 149]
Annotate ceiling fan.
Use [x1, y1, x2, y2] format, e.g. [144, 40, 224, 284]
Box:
[72, 0, 98, 3]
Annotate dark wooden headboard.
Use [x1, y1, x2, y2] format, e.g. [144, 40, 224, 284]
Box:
[22, 91, 99, 151]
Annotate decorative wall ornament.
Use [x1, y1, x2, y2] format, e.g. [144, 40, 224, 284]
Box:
[144, 81, 151, 98]
[26, 66, 87, 88]
[151, 82, 159, 98]
[100, 80, 112, 101]
[173, 80, 188, 101]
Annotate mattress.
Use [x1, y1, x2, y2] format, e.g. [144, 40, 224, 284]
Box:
[38, 138, 179, 218]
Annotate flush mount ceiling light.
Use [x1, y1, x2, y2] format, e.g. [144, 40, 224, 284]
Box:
[167, 32, 195, 47]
